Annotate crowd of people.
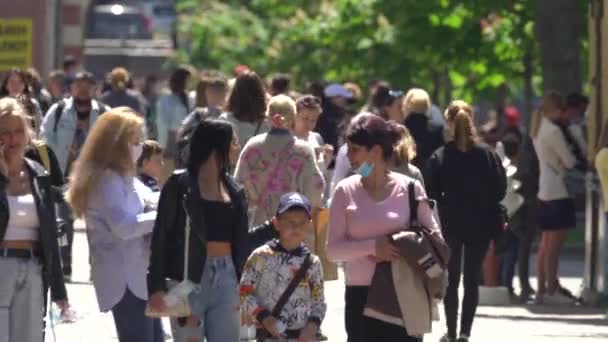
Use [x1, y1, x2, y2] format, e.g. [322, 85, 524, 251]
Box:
[0, 58, 594, 342]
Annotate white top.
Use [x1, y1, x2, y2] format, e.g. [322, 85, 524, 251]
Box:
[297, 131, 328, 173]
[534, 117, 577, 200]
[4, 194, 39, 241]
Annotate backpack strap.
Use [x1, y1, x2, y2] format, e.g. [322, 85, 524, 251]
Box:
[52, 100, 66, 133]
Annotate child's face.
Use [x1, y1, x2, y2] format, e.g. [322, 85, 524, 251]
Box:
[274, 209, 312, 249]
[141, 153, 164, 180]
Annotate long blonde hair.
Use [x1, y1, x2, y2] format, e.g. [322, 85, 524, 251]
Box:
[445, 100, 477, 152]
[66, 107, 144, 217]
[530, 91, 565, 138]
[0, 97, 32, 141]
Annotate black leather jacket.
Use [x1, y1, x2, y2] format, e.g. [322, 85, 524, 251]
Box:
[0, 158, 68, 301]
[147, 170, 249, 294]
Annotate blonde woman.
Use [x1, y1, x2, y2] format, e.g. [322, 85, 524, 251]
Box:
[531, 93, 578, 305]
[0, 97, 68, 342]
[426, 100, 506, 342]
[403, 88, 445, 170]
[66, 108, 163, 342]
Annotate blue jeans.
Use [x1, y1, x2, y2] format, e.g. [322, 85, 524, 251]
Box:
[111, 288, 164, 342]
[173, 256, 240, 342]
[0, 257, 44, 342]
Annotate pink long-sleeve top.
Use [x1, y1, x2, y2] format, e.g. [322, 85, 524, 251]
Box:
[327, 172, 440, 286]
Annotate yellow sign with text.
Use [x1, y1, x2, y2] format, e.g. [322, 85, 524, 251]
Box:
[0, 19, 33, 72]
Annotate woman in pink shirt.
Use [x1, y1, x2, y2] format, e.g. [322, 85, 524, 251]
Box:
[327, 114, 439, 342]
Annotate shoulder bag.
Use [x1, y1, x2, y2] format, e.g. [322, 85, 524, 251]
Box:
[256, 254, 312, 340]
[145, 196, 194, 318]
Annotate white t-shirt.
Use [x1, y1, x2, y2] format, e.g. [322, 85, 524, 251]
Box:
[534, 117, 577, 200]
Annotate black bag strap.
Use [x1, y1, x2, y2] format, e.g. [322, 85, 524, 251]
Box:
[52, 99, 66, 133]
[408, 181, 418, 224]
[271, 253, 312, 317]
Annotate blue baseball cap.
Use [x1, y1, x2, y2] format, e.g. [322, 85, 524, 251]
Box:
[276, 192, 312, 217]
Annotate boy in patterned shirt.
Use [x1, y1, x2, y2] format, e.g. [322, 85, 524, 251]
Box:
[240, 192, 326, 341]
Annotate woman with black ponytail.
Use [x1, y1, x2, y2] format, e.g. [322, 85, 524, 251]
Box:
[426, 100, 507, 342]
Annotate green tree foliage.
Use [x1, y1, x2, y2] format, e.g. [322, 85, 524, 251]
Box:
[175, 0, 587, 105]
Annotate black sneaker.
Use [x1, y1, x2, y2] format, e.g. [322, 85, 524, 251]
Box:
[316, 330, 328, 341]
[456, 335, 469, 342]
[440, 334, 456, 342]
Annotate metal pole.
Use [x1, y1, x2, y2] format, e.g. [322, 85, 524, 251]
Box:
[584, 0, 604, 303]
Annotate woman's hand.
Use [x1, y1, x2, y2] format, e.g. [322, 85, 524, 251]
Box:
[54, 300, 76, 323]
[374, 236, 399, 261]
[147, 291, 167, 313]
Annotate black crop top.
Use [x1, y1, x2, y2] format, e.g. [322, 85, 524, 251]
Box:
[200, 197, 235, 242]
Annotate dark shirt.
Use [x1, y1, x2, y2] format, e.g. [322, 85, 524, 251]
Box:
[201, 198, 235, 242]
[404, 113, 445, 172]
[425, 142, 507, 240]
[137, 173, 160, 192]
[101, 89, 144, 113]
[315, 101, 346, 158]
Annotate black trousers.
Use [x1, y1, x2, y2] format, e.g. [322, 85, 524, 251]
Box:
[345, 286, 422, 342]
[443, 235, 490, 338]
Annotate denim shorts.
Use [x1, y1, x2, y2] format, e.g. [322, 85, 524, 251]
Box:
[172, 256, 240, 342]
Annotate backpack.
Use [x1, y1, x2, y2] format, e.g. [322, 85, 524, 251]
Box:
[52, 99, 110, 132]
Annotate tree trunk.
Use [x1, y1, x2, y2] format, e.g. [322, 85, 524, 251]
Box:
[535, 0, 582, 94]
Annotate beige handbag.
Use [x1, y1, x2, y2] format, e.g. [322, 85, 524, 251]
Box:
[145, 214, 194, 318]
[314, 208, 338, 281]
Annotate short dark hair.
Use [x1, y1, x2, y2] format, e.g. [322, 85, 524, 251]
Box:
[169, 67, 192, 94]
[187, 119, 234, 175]
[137, 140, 163, 168]
[63, 55, 78, 70]
[226, 71, 267, 123]
[295, 95, 322, 112]
[346, 114, 401, 161]
[566, 92, 589, 108]
[195, 73, 228, 108]
[270, 73, 291, 96]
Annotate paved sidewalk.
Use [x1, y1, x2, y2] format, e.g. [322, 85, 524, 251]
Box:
[45, 231, 608, 341]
